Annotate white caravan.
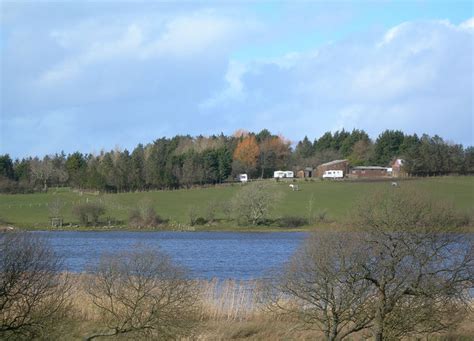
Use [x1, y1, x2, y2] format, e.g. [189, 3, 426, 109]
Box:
[274, 170, 294, 179]
[273, 170, 285, 178]
[238, 174, 248, 182]
[322, 170, 344, 179]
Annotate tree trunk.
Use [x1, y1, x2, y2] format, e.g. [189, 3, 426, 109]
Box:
[328, 315, 339, 341]
[373, 289, 386, 341]
[373, 305, 385, 341]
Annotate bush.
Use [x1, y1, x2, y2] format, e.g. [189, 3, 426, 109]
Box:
[353, 187, 470, 231]
[84, 247, 199, 340]
[129, 205, 166, 228]
[232, 182, 281, 226]
[72, 202, 106, 226]
[0, 233, 71, 339]
[277, 216, 308, 228]
[194, 217, 208, 225]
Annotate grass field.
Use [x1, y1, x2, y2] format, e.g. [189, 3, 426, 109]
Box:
[0, 176, 473, 230]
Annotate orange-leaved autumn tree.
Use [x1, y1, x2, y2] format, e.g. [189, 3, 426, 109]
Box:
[233, 135, 260, 173]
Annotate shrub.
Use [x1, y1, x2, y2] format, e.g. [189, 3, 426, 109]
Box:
[72, 202, 106, 226]
[84, 247, 199, 340]
[128, 205, 166, 228]
[277, 216, 308, 228]
[0, 233, 71, 339]
[232, 182, 281, 226]
[194, 217, 208, 225]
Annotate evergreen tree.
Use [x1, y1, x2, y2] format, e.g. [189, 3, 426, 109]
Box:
[373, 130, 404, 165]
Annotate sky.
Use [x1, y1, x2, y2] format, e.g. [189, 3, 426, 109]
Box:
[1, 0, 473, 158]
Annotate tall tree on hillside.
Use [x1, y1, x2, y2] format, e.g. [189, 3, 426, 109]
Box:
[399, 134, 422, 175]
[233, 135, 260, 174]
[340, 129, 371, 157]
[256, 128, 272, 143]
[0, 155, 14, 180]
[86, 157, 106, 190]
[331, 129, 351, 151]
[98, 152, 116, 191]
[464, 147, 474, 174]
[66, 152, 87, 188]
[13, 159, 30, 183]
[130, 144, 146, 191]
[314, 132, 333, 152]
[216, 147, 232, 182]
[114, 150, 131, 192]
[29, 157, 55, 191]
[50, 153, 68, 187]
[294, 136, 314, 159]
[348, 139, 373, 166]
[373, 130, 404, 165]
[258, 135, 291, 178]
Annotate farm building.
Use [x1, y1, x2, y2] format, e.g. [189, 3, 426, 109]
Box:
[296, 167, 314, 178]
[348, 166, 389, 178]
[315, 160, 349, 178]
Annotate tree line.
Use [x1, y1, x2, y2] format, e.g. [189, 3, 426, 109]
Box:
[1, 129, 473, 193]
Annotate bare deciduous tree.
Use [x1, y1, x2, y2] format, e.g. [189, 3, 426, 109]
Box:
[267, 189, 473, 341]
[29, 157, 54, 191]
[266, 232, 373, 340]
[354, 188, 474, 340]
[84, 247, 199, 340]
[232, 182, 280, 225]
[0, 233, 71, 339]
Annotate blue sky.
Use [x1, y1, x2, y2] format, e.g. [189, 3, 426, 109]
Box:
[1, 0, 473, 158]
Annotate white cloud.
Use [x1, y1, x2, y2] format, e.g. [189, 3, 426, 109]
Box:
[377, 22, 409, 47]
[38, 11, 246, 86]
[199, 60, 247, 109]
[459, 17, 474, 30]
[200, 19, 473, 145]
[139, 12, 240, 59]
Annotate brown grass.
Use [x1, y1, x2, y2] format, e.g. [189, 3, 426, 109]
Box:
[57, 275, 474, 340]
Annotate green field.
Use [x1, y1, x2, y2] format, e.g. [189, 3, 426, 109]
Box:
[0, 177, 473, 230]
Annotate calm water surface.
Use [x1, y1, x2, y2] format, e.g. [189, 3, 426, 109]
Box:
[34, 231, 307, 280]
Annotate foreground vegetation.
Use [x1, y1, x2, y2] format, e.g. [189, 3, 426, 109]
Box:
[1, 190, 473, 340]
[0, 176, 473, 230]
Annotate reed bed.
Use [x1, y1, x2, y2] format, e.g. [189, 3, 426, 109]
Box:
[197, 278, 266, 321]
[69, 275, 268, 323]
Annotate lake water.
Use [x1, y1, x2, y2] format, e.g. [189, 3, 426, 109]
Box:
[33, 231, 307, 280]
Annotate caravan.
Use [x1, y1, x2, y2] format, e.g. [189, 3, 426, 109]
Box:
[273, 170, 294, 179]
[322, 170, 344, 179]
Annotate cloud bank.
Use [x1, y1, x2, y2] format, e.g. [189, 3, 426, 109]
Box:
[1, 3, 472, 157]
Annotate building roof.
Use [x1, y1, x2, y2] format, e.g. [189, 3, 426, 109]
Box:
[319, 159, 348, 167]
[352, 166, 388, 170]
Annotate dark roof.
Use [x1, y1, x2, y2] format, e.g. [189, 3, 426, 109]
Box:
[319, 159, 348, 167]
[352, 166, 388, 170]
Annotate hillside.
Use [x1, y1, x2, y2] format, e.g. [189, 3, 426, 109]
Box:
[0, 176, 472, 231]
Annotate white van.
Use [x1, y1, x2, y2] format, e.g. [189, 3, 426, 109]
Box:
[274, 170, 294, 178]
[322, 170, 344, 179]
[273, 170, 285, 178]
[238, 174, 248, 182]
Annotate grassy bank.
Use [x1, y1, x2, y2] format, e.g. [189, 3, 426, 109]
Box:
[0, 176, 473, 230]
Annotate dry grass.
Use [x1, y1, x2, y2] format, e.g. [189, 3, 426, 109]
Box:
[198, 279, 265, 321]
[57, 275, 474, 340]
